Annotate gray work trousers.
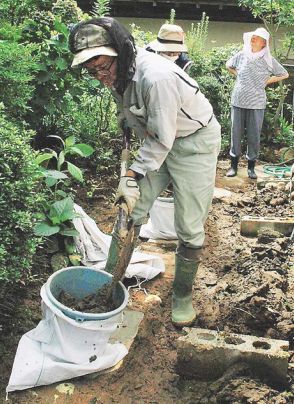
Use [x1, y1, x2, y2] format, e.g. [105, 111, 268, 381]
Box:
[229, 106, 265, 161]
[131, 117, 221, 249]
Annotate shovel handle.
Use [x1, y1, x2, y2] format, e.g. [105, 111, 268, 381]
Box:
[120, 124, 132, 177]
[117, 124, 132, 231]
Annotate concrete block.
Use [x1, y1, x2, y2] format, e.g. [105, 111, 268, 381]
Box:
[177, 328, 289, 383]
[240, 215, 294, 237]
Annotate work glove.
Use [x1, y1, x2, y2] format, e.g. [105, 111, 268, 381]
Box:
[115, 176, 140, 214]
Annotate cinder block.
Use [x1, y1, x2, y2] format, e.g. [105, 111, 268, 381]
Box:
[177, 328, 289, 383]
[240, 215, 294, 237]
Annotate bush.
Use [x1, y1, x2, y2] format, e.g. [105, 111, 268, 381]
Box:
[0, 107, 46, 283]
[188, 44, 240, 151]
[49, 86, 120, 174]
[0, 36, 39, 119]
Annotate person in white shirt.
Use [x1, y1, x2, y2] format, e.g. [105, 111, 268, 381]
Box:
[226, 27, 288, 179]
[69, 17, 221, 327]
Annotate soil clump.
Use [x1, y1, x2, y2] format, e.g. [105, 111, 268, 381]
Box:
[58, 285, 116, 314]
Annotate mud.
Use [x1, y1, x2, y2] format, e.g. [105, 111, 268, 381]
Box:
[1, 160, 294, 403]
[58, 286, 116, 314]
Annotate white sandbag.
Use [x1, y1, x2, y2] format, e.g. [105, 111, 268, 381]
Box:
[6, 286, 128, 393]
[140, 197, 177, 240]
[73, 204, 165, 280]
[140, 188, 232, 240]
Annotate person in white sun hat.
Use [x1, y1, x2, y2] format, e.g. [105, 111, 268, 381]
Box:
[225, 27, 289, 179]
[146, 23, 193, 72]
[69, 17, 221, 328]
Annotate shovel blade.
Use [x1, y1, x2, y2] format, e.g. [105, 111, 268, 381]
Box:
[104, 204, 135, 283]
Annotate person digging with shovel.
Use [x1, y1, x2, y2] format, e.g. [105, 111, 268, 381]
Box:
[69, 17, 221, 327]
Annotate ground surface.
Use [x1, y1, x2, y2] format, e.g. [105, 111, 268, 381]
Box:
[1, 160, 294, 403]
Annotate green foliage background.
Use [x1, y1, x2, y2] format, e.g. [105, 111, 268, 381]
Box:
[0, 107, 46, 282]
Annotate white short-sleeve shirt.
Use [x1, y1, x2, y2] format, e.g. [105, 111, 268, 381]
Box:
[226, 51, 288, 109]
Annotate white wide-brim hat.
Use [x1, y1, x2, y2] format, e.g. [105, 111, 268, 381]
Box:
[243, 27, 270, 44]
[148, 23, 188, 53]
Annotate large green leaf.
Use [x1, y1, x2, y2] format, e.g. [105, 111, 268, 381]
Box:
[55, 190, 67, 198]
[34, 222, 60, 236]
[49, 197, 75, 224]
[44, 170, 68, 179]
[70, 144, 94, 157]
[45, 177, 58, 188]
[60, 228, 79, 236]
[57, 151, 65, 170]
[35, 153, 54, 165]
[67, 162, 83, 182]
[65, 135, 75, 147]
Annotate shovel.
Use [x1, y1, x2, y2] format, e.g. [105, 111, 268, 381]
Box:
[104, 124, 135, 295]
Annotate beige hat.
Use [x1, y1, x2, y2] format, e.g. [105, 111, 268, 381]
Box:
[71, 24, 118, 67]
[147, 24, 188, 53]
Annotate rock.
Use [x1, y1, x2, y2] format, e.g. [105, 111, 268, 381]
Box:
[265, 182, 279, 190]
[51, 252, 69, 272]
[270, 197, 285, 206]
[144, 294, 162, 305]
[56, 383, 75, 395]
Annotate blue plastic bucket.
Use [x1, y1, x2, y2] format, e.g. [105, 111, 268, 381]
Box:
[45, 266, 128, 322]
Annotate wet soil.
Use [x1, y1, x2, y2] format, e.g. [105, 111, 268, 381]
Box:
[58, 286, 116, 314]
[1, 160, 294, 403]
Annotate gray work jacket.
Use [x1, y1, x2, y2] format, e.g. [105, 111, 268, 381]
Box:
[113, 47, 214, 176]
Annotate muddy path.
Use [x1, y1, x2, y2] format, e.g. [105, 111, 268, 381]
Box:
[1, 160, 294, 403]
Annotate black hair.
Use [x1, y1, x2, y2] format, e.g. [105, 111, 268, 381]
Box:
[69, 17, 136, 95]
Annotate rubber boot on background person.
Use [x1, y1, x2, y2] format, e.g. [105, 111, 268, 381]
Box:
[172, 245, 202, 327]
[247, 160, 257, 179]
[226, 156, 239, 177]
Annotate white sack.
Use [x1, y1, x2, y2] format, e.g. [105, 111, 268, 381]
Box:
[6, 286, 128, 393]
[140, 188, 232, 240]
[140, 197, 177, 240]
[73, 204, 165, 280]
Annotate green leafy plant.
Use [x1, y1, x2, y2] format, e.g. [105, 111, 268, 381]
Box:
[34, 135, 94, 266]
[0, 105, 46, 283]
[186, 12, 210, 57]
[91, 0, 111, 17]
[36, 134, 94, 187]
[34, 196, 79, 237]
[0, 36, 40, 119]
[49, 87, 120, 175]
[168, 8, 176, 24]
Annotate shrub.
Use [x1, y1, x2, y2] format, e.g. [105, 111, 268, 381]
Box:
[188, 44, 240, 151]
[48, 86, 120, 174]
[0, 106, 46, 283]
[0, 36, 39, 119]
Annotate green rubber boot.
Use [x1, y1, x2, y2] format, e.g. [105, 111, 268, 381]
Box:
[172, 252, 200, 327]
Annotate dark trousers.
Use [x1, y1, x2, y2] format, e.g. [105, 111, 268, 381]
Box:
[229, 106, 265, 161]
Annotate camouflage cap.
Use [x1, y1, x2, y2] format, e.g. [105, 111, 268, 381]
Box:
[71, 24, 118, 67]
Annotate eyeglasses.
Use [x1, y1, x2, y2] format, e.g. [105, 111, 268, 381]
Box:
[83, 58, 115, 77]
